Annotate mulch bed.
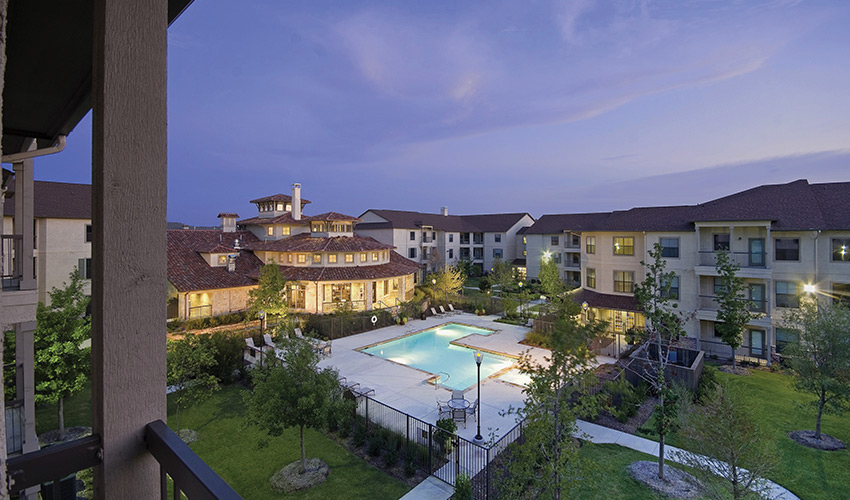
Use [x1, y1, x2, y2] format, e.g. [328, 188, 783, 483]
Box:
[628, 461, 702, 499]
[789, 430, 846, 451]
[328, 432, 430, 488]
[716, 364, 751, 376]
[38, 426, 92, 447]
[593, 397, 658, 435]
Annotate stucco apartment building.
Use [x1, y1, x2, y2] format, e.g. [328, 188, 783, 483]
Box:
[356, 208, 534, 275]
[523, 180, 850, 363]
[3, 180, 92, 304]
[167, 184, 420, 320]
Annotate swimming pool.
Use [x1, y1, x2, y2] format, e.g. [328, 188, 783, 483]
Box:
[360, 323, 516, 391]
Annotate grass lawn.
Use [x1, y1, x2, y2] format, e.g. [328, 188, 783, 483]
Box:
[637, 368, 850, 500]
[35, 382, 93, 435]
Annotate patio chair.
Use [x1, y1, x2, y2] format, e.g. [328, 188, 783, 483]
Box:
[465, 399, 479, 421]
[448, 304, 460, 315]
[430, 307, 444, 318]
[451, 389, 465, 401]
[437, 400, 452, 420]
[294, 328, 305, 339]
[439, 305, 451, 316]
[262, 333, 276, 348]
[352, 386, 375, 397]
[244, 337, 265, 355]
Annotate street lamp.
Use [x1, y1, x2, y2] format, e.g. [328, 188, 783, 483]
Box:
[518, 281, 524, 319]
[474, 350, 483, 443]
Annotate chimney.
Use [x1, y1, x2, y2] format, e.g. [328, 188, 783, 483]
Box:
[226, 254, 237, 272]
[218, 213, 238, 233]
[292, 183, 302, 220]
[441, 206, 449, 216]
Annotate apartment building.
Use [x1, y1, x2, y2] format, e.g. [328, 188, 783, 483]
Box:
[168, 184, 420, 319]
[3, 180, 92, 304]
[356, 208, 534, 275]
[524, 180, 850, 363]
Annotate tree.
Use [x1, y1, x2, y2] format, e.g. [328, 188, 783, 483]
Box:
[632, 243, 685, 480]
[427, 247, 444, 273]
[714, 251, 756, 370]
[538, 254, 565, 299]
[490, 257, 513, 294]
[782, 300, 850, 441]
[429, 265, 465, 304]
[248, 261, 288, 322]
[245, 338, 352, 473]
[34, 270, 91, 439]
[677, 382, 777, 500]
[500, 300, 605, 499]
[167, 335, 220, 432]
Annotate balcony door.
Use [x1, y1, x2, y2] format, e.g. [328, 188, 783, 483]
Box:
[749, 238, 765, 267]
[749, 329, 765, 358]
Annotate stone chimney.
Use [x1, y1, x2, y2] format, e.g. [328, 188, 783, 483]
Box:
[292, 183, 302, 220]
[218, 213, 238, 233]
[441, 206, 449, 216]
[226, 254, 237, 272]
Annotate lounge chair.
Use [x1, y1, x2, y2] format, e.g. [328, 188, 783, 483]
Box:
[352, 386, 375, 397]
[465, 399, 479, 421]
[262, 333, 276, 348]
[430, 307, 444, 318]
[439, 305, 451, 316]
[294, 327, 305, 339]
[448, 304, 460, 315]
[244, 337, 265, 355]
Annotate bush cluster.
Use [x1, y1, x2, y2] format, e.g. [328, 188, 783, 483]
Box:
[602, 377, 647, 423]
[174, 311, 249, 332]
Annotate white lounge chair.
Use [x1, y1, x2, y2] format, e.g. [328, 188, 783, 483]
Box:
[263, 333, 276, 348]
[439, 305, 451, 316]
[430, 307, 444, 318]
[448, 304, 460, 315]
[294, 327, 305, 339]
[352, 386, 375, 397]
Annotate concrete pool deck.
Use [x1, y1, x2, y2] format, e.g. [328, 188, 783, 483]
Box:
[316, 312, 616, 443]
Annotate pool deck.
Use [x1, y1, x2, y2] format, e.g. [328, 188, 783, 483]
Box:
[317, 313, 615, 443]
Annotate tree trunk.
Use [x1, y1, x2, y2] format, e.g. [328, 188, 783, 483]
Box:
[300, 424, 307, 473]
[58, 397, 65, 440]
[176, 405, 181, 432]
[658, 433, 665, 480]
[815, 389, 825, 440]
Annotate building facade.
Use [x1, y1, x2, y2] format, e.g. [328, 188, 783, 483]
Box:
[356, 208, 534, 275]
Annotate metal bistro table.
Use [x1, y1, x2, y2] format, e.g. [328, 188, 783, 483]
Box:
[447, 398, 470, 426]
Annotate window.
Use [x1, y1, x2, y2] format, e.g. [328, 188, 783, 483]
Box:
[77, 258, 92, 280]
[460, 248, 470, 259]
[361, 253, 367, 262]
[775, 281, 800, 308]
[324, 283, 351, 303]
[449, 234, 454, 243]
[313, 254, 322, 263]
[328, 254, 337, 263]
[522, 236, 527, 245]
[714, 233, 730, 251]
[660, 238, 679, 258]
[276, 202, 283, 211]
[267, 226, 274, 236]
[285, 203, 291, 212]
[750, 330, 766, 357]
[410, 231, 415, 241]
[473, 233, 484, 245]
[495, 234, 502, 243]
[473, 248, 484, 260]
[749, 284, 766, 312]
[713, 277, 726, 295]
[345, 253, 354, 263]
[714, 324, 723, 337]
[613, 237, 634, 256]
[613, 271, 634, 293]
[586, 236, 596, 254]
[460, 233, 470, 244]
[281, 226, 290, 236]
[832, 238, 850, 261]
[551, 236, 559, 246]
[586, 268, 596, 288]
[661, 275, 679, 300]
[448, 249, 453, 259]
[287, 254, 293, 263]
[775, 238, 799, 261]
[217, 255, 227, 265]
[85, 224, 93, 243]
[297, 254, 306, 263]
[833, 283, 850, 305]
[775, 328, 798, 354]
[408, 248, 417, 259]
[493, 248, 503, 259]
[372, 252, 379, 261]
[288, 283, 306, 309]
[552, 253, 562, 264]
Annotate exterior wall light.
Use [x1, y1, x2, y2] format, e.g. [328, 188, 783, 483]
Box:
[803, 283, 816, 294]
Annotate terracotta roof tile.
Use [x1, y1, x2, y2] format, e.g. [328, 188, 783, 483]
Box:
[243, 233, 394, 253]
[571, 289, 641, 312]
[168, 230, 262, 292]
[272, 252, 421, 282]
[237, 212, 311, 226]
[249, 193, 311, 204]
[217, 212, 239, 218]
[310, 211, 361, 221]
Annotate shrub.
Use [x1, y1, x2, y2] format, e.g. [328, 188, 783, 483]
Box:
[352, 419, 368, 447]
[368, 434, 383, 457]
[502, 297, 519, 319]
[404, 456, 417, 477]
[454, 473, 472, 500]
[695, 365, 720, 404]
[197, 331, 244, 383]
[383, 447, 398, 468]
[603, 377, 646, 423]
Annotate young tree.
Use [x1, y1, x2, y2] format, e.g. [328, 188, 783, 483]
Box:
[248, 261, 288, 321]
[34, 270, 91, 439]
[538, 254, 565, 299]
[678, 382, 777, 500]
[427, 246, 444, 273]
[167, 335, 220, 432]
[490, 257, 513, 294]
[783, 300, 850, 441]
[632, 243, 685, 480]
[500, 300, 605, 499]
[245, 338, 352, 473]
[714, 251, 756, 370]
[429, 265, 465, 304]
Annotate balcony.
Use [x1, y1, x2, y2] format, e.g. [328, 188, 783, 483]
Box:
[698, 294, 766, 313]
[1, 234, 23, 291]
[7, 420, 241, 499]
[695, 250, 770, 278]
[421, 234, 434, 244]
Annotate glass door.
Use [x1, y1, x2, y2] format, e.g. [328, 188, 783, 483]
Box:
[749, 238, 765, 267]
[748, 284, 766, 312]
[750, 329, 765, 358]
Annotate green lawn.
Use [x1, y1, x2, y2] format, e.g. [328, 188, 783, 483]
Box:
[35, 382, 93, 435]
[637, 368, 850, 500]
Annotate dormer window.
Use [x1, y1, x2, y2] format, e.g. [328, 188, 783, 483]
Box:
[281, 226, 290, 236]
[217, 255, 227, 265]
[329, 254, 337, 263]
[313, 253, 322, 263]
[276, 202, 284, 211]
[297, 254, 306, 263]
[285, 203, 291, 212]
[267, 226, 274, 236]
[372, 252, 379, 261]
[346, 254, 354, 263]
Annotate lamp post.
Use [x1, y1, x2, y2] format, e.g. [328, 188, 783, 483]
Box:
[518, 281, 524, 320]
[474, 350, 483, 443]
[258, 310, 266, 365]
[432, 278, 437, 305]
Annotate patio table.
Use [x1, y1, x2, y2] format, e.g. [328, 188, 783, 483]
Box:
[448, 398, 470, 426]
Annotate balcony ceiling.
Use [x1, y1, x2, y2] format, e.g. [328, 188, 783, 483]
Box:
[2, 0, 194, 155]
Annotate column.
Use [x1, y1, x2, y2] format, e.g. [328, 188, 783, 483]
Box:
[13, 139, 36, 290]
[92, 0, 167, 497]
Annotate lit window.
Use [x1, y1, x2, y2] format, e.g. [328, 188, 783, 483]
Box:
[276, 202, 283, 211]
[586, 236, 596, 254]
[329, 254, 337, 263]
[313, 254, 322, 263]
[372, 252, 379, 261]
[297, 254, 306, 263]
[361, 253, 367, 262]
[267, 226, 274, 236]
[345, 253, 354, 263]
[286, 203, 291, 211]
[522, 236, 527, 245]
[523, 250, 527, 256]
[287, 254, 293, 263]
[613, 237, 634, 256]
[614, 271, 634, 293]
[281, 226, 290, 236]
[832, 239, 850, 262]
[218, 255, 227, 265]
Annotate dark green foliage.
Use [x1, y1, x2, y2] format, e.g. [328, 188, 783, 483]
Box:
[167, 335, 220, 431]
[603, 378, 647, 423]
[714, 250, 756, 369]
[247, 261, 288, 320]
[180, 311, 248, 332]
[478, 276, 491, 292]
[368, 434, 383, 457]
[454, 473, 472, 500]
[382, 447, 398, 467]
[404, 455, 417, 477]
[695, 365, 720, 404]
[197, 331, 244, 383]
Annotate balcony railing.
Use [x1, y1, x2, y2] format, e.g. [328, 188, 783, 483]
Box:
[421, 234, 434, 243]
[5, 398, 24, 455]
[1, 234, 23, 291]
[7, 421, 242, 499]
[698, 294, 766, 313]
[698, 251, 767, 268]
[188, 304, 212, 318]
[322, 300, 367, 313]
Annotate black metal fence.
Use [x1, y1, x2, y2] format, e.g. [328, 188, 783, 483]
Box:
[353, 393, 525, 499]
[699, 338, 768, 364]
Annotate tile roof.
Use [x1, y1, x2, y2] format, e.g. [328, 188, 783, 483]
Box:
[249, 193, 311, 204]
[268, 251, 421, 282]
[310, 211, 361, 221]
[570, 288, 641, 312]
[167, 229, 263, 292]
[243, 233, 394, 253]
[237, 212, 311, 226]
[359, 209, 533, 233]
[3, 180, 91, 219]
[217, 212, 239, 218]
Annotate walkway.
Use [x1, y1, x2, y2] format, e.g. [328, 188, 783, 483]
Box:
[400, 419, 800, 500]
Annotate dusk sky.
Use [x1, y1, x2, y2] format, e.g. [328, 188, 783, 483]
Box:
[32, 0, 850, 225]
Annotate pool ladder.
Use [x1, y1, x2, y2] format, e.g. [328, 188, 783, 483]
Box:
[435, 371, 450, 389]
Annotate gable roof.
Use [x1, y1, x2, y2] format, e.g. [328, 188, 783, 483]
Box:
[310, 211, 360, 222]
[249, 193, 311, 205]
[359, 209, 532, 233]
[3, 180, 91, 219]
[268, 251, 421, 282]
[243, 233, 394, 253]
[167, 229, 263, 292]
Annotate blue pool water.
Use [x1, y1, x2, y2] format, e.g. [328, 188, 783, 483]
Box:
[361, 323, 516, 391]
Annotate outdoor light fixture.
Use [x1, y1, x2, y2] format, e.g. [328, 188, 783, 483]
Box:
[542, 250, 551, 261]
[474, 350, 484, 443]
[803, 283, 816, 294]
